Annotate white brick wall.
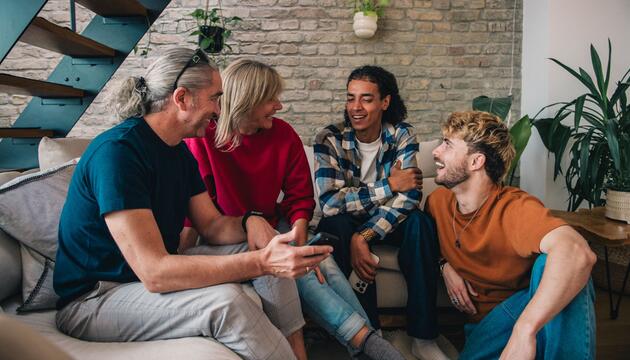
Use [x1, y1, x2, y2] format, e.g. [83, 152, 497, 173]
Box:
[0, 0, 522, 144]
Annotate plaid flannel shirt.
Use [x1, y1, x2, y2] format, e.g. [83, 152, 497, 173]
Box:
[314, 121, 421, 241]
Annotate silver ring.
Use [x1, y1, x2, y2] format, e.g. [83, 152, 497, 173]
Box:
[451, 297, 459, 305]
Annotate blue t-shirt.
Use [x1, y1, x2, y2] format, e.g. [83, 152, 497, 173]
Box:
[53, 117, 206, 308]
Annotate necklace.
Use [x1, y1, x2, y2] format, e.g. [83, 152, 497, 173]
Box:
[451, 196, 487, 249]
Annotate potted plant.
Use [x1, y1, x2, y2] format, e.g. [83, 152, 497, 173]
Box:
[533, 40, 630, 219]
[352, 0, 389, 39]
[190, 0, 241, 54]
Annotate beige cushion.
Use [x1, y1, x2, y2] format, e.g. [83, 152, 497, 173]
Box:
[0, 230, 21, 303]
[38, 137, 91, 170]
[6, 312, 240, 360]
[418, 139, 440, 178]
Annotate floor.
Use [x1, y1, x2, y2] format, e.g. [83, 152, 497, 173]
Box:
[307, 287, 630, 359]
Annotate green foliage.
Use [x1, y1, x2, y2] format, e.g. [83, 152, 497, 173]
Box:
[533, 40, 630, 210]
[472, 95, 533, 186]
[353, 0, 390, 17]
[189, 0, 241, 54]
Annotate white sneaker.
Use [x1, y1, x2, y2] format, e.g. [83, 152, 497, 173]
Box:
[411, 338, 450, 360]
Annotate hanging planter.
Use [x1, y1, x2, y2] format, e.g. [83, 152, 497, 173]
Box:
[353, 12, 378, 39]
[189, 0, 241, 55]
[352, 0, 389, 39]
[198, 25, 225, 53]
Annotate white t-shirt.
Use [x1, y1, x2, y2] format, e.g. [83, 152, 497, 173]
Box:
[356, 136, 382, 184]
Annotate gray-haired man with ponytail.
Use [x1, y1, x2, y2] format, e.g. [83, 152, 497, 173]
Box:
[53, 48, 331, 360]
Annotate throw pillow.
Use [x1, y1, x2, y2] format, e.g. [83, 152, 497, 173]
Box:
[38, 136, 90, 170]
[0, 159, 77, 311]
[0, 229, 21, 303]
[17, 246, 58, 312]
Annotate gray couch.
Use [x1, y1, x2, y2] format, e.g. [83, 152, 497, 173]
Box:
[0, 137, 447, 359]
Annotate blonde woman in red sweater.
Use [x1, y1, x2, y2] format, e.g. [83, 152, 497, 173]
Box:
[183, 59, 403, 360]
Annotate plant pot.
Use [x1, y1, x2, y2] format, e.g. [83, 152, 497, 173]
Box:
[353, 12, 378, 39]
[605, 189, 630, 224]
[198, 25, 224, 53]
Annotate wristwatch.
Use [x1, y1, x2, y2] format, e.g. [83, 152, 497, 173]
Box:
[359, 228, 378, 242]
[241, 210, 264, 233]
[438, 257, 448, 275]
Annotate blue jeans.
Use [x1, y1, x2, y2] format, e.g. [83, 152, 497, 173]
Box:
[317, 210, 440, 339]
[296, 256, 371, 346]
[460, 254, 596, 360]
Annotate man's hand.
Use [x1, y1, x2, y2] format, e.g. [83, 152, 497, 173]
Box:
[350, 233, 378, 282]
[245, 215, 276, 251]
[499, 324, 537, 360]
[261, 228, 332, 279]
[388, 160, 423, 193]
[443, 262, 478, 315]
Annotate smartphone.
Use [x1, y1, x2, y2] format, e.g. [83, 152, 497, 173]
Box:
[306, 232, 338, 248]
[349, 253, 380, 293]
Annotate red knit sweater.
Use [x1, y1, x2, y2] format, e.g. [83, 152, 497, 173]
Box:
[184, 118, 314, 228]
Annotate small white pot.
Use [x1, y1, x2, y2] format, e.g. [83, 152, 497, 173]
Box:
[353, 12, 378, 39]
[605, 189, 630, 224]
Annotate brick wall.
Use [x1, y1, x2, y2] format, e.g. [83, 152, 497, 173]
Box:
[0, 0, 522, 144]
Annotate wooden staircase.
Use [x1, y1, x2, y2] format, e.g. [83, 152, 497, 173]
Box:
[0, 0, 171, 170]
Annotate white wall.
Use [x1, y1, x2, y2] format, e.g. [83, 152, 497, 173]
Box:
[521, 0, 630, 209]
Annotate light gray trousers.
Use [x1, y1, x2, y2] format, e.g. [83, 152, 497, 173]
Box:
[56, 243, 304, 360]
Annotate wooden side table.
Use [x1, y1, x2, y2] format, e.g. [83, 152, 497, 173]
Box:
[551, 207, 630, 319]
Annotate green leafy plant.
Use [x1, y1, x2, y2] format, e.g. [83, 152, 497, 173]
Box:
[353, 0, 390, 17]
[472, 95, 532, 186]
[533, 40, 630, 211]
[189, 0, 241, 53]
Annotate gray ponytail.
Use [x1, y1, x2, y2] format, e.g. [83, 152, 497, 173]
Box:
[109, 76, 148, 120]
[109, 47, 218, 121]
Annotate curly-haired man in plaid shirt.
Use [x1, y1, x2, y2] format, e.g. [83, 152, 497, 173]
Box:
[314, 66, 448, 360]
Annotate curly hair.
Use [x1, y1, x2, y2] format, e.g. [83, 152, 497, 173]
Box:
[344, 65, 407, 125]
[442, 111, 515, 184]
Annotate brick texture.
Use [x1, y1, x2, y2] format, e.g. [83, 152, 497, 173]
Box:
[0, 0, 522, 144]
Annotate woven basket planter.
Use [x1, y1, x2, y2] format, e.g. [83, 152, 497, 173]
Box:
[605, 189, 630, 224]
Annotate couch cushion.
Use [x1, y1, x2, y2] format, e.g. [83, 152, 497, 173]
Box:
[0, 160, 77, 311]
[7, 311, 240, 360]
[38, 137, 91, 170]
[0, 229, 21, 303]
[418, 139, 440, 178]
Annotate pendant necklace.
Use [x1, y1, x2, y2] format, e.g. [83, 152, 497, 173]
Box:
[451, 196, 487, 249]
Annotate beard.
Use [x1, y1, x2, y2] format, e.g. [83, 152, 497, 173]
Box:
[435, 159, 470, 189]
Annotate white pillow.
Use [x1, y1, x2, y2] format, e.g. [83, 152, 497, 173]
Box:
[38, 137, 91, 170]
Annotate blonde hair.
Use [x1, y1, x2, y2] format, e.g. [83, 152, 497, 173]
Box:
[215, 59, 284, 150]
[109, 47, 218, 120]
[442, 111, 515, 183]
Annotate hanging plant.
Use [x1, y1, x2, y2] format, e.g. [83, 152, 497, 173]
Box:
[189, 0, 241, 54]
[352, 0, 390, 39]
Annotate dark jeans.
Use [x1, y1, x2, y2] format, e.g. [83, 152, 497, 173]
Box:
[316, 210, 440, 339]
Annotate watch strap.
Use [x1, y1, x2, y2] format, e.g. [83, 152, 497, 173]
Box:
[241, 210, 264, 233]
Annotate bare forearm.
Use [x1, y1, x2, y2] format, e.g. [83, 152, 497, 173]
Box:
[514, 241, 595, 334]
[142, 251, 265, 293]
[198, 215, 246, 245]
[292, 218, 309, 246]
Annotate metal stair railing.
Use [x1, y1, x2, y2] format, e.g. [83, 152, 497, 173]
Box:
[0, 0, 171, 170]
